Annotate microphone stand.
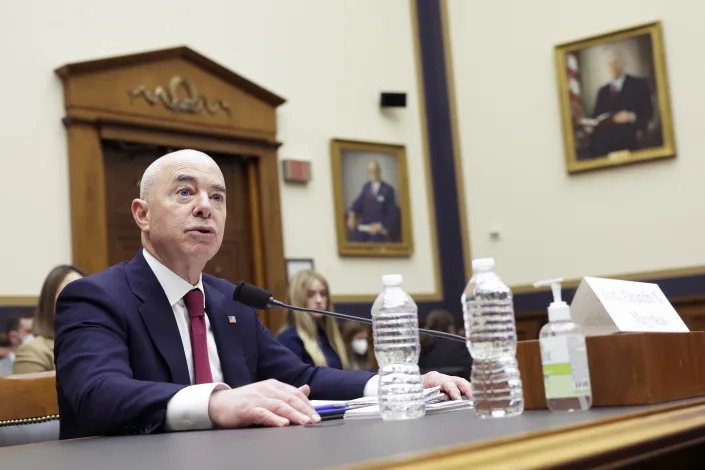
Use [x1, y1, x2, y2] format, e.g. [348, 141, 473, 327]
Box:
[269, 299, 467, 344]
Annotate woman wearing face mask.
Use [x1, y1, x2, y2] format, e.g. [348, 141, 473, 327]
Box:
[277, 270, 351, 370]
[12, 265, 85, 374]
[341, 321, 374, 370]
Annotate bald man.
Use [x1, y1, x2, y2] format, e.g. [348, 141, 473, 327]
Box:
[55, 150, 470, 439]
[587, 50, 653, 158]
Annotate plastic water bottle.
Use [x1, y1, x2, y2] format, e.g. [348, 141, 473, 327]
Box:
[462, 258, 524, 418]
[372, 274, 425, 421]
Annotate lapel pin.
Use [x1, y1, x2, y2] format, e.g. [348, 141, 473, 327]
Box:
[228, 316, 237, 324]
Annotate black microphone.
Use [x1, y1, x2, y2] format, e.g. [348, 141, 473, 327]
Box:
[233, 282, 466, 344]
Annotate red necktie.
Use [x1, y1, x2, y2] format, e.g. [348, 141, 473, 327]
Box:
[183, 289, 213, 384]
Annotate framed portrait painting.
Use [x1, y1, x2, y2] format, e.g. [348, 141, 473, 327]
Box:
[330, 139, 413, 257]
[555, 21, 675, 173]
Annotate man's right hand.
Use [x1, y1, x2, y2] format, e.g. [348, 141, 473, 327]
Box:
[346, 212, 357, 231]
[208, 379, 321, 428]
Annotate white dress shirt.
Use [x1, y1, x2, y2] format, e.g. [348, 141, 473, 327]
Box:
[142, 249, 378, 431]
[143, 250, 229, 431]
[612, 73, 626, 93]
[371, 181, 381, 196]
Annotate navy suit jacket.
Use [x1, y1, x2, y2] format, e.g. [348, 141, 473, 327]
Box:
[54, 251, 374, 439]
[348, 181, 401, 242]
[590, 74, 653, 157]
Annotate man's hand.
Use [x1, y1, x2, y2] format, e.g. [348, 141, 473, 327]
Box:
[208, 379, 321, 428]
[613, 110, 636, 124]
[422, 371, 472, 401]
[346, 212, 357, 231]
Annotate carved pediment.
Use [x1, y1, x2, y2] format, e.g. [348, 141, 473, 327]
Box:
[56, 46, 285, 143]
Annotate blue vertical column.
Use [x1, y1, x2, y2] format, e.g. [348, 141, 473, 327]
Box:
[415, 0, 467, 313]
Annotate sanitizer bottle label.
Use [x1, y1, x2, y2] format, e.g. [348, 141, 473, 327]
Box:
[540, 335, 591, 399]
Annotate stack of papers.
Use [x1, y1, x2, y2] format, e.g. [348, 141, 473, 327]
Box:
[310, 386, 473, 420]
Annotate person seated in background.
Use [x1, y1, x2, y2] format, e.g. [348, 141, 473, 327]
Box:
[278, 270, 351, 370]
[13, 265, 85, 375]
[6, 313, 34, 351]
[419, 309, 472, 378]
[341, 321, 374, 371]
[0, 313, 35, 374]
[0, 332, 13, 375]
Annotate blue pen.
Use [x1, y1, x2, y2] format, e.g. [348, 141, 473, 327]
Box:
[314, 403, 349, 413]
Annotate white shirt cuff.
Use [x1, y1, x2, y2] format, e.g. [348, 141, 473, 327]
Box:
[362, 375, 380, 397]
[165, 382, 230, 431]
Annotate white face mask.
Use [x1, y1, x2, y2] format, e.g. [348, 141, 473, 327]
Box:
[22, 334, 35, 345]
[351, 339, 368, 356]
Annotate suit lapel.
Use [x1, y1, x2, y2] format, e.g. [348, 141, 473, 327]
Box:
[203, 281, 251, 387]
[126, 251, 191, 385]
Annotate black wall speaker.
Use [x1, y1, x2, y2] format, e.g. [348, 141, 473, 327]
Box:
[380, 92, 407, 108]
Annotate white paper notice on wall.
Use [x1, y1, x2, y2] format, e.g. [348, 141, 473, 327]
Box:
[570, 277, 689, 336]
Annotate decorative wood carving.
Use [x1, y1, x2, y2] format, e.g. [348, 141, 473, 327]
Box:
[129, 75, 231, 115]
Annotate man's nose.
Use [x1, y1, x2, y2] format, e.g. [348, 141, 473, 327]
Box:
[194, 192, 212, 218]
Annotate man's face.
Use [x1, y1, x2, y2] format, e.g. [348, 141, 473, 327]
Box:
[139, 153, 226, 269]
[608, 55, 623, 80]
[368, 161, 381, 183]
[8, 318, 33, 348]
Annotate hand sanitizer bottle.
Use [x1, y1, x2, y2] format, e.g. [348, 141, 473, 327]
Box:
[534, 278, 592, 412]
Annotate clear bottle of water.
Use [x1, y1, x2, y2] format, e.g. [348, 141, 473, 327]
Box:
[372, 274, 425, 421]
[461, 258, 524, 418]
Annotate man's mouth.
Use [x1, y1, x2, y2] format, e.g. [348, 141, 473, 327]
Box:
[187, 227, 215, 235]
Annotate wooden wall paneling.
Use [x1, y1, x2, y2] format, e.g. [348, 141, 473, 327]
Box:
[66, 121, 109, 274]
[258, 148, 287, 334]
[247, 160, 268, 327]
[673, 296, 705, 332]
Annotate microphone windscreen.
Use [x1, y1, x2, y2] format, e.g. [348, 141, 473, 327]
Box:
[234, 282, 273, 310]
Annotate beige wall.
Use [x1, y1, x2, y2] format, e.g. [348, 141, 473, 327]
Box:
[448, 0, 705, 287]
[0, 0, 436, 298]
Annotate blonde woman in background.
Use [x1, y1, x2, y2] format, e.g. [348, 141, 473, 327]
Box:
[277, 270, 351, 370]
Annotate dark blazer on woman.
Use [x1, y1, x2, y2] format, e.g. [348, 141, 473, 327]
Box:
[277, 327, 343, 370]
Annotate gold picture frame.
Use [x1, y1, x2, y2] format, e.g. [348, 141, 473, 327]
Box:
[330, 139, 414, 257]
[555, 21, 675, 173]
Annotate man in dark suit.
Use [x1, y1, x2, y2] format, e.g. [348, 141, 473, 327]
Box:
[587, 50, 653, 158]
[346, 160, 401, 242]
[55, 150, 470, 439]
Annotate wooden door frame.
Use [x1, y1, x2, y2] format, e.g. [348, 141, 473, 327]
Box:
[56, 47, 288, 331]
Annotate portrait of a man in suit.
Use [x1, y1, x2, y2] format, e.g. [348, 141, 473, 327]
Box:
[332, 140, 413, 256]
[584, 50, 655, 158]
[346, 160, 401, 243]
[558, 23, 674, 173]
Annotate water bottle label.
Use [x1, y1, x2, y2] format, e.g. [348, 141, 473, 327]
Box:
[540, 335, 592, 399]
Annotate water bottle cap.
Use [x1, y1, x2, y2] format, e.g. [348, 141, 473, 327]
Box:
[472, 258, 495, 272]
[382, 274, 403, 286]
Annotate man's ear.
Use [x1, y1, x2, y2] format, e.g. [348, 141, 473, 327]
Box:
[131, 199, 150, 232]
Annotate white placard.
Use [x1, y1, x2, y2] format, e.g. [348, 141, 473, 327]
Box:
[570, 277, 689, 336]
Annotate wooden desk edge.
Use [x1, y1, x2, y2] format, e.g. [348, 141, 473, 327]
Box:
[345, 398, 705, 469]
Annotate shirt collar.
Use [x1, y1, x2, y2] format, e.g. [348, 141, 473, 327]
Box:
[613, 74, 626, 92]
[142, 249, 204, 307]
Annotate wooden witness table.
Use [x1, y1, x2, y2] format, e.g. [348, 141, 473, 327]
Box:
[2, 398, 705, 469]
